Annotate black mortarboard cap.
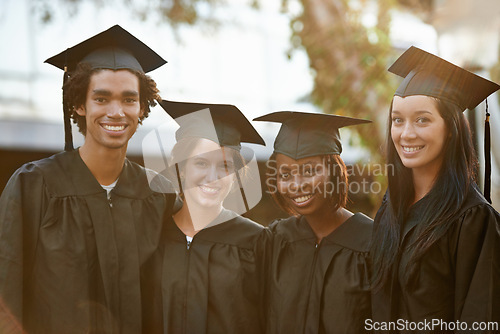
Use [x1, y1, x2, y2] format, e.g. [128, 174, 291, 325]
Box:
[45, 25, 167, 151]
[389, 46, 500, 111]
[253, 111, 371, 160]
[45, 24, 166, 74]
[158, 100, 265, 149]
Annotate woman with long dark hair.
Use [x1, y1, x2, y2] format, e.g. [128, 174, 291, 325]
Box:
[371, 46, 500, 330]
[254, 111, 373, 333]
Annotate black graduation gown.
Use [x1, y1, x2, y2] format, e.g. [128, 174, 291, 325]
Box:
[267, 213, 373, 334]
[0, 149, 177, 333]
[372, 185, 500, 332]
[161, 214, 270, 334]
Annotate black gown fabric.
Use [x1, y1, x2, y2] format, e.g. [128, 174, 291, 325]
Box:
[161, 214, 270, 334]
[0, 149, 177, 333]
[372, 185, 500, 332]
[267, 213, 373, 334]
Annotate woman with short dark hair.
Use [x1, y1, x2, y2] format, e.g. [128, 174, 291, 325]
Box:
[255, 111, 373, 333]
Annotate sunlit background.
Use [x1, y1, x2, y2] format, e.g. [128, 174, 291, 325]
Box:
[1, 0, 499, 220]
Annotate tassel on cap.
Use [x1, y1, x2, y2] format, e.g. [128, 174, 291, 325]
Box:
[221, 147, 249, 212]
[484, 99, 491, 204]
[62, 63, 74, 151]
[235, 172, 249, 212]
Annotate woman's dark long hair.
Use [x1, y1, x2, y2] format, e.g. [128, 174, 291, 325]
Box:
[371, 97, 478, 289]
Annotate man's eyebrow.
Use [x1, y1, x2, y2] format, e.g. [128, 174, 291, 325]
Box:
[122, 90, 139, 97]
[91, 89, 112, 96]
[90, 90, 139, 97]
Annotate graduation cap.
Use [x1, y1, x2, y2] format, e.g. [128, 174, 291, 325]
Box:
[389, 46, 499, 111]
[158, 99, 265, 212]
[389, 46, 500, 203]
[45, 25, 167, 151]
[158, 100, 265, 149]
[45, 24, 166, 73]
[253, 111, 371, 160]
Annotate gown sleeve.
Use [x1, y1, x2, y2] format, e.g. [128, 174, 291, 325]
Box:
[0, 164, 47, 330]
[454, 203, 500, 325]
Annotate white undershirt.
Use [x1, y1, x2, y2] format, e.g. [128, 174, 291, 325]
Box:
[101, 179, 118, 199]
[182, 209, 238, 249]
[186, 235, 193, 249]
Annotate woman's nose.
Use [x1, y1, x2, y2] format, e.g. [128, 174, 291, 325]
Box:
[287, 174, 311, 195]
[205, 165, 219, 182]
[401, 122, 417, 140]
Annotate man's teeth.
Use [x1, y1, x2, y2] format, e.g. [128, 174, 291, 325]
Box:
[293, 194, 312, 203]
[200, 185, 219, 194]
[103, 125, 125, 131]
[403, 146, 423, 153]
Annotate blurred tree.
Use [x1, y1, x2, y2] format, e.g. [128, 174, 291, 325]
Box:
[31, 0, 223, 26]
[282, 0, 396, 159]
[280, 0, 399, 211]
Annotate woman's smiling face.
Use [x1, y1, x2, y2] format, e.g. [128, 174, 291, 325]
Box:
[391, 95, 448, 177]
[275, 153, 331, 216]
[182, 138, 235, 210]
